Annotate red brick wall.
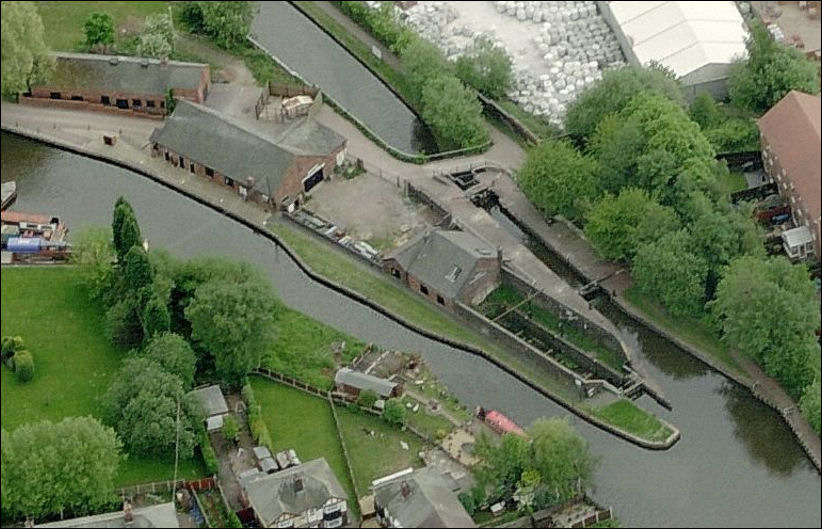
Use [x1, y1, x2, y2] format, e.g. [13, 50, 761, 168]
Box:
[761, 139, 821, 258]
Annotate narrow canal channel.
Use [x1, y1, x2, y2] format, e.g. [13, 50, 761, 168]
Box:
[250, 2, 437, 155]
[1, 134, 820, 527]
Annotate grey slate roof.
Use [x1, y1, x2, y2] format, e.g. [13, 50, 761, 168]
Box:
[241, 458, 348, 526]
[45, 52, 206, 95]
[190, 385, 229, 418]
[335, 367, 397, 397]
[36, 502, 179, 528]
[384, 228, 497, 300]
[374, 467, 476, 528]
[150, 101, 345, 197]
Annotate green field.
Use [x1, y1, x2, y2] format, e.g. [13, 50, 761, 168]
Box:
[267, 308, 367, 390]
[36, 1, 169, 51]
[622, 286, 743, 376]
[588, 400, 674, 443]
[0, 267, 206, 487]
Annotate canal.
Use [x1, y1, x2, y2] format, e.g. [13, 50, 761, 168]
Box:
[1, 133, 819, 527]
[250, 2, 437, 155]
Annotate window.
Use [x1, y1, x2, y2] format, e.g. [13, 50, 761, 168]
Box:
[164, 151, 170, 161]
[70, 95, 83, 101]
[190, 163, 195, 173]
[436, 295, 445, 305]
[146, 100, 155, 108]
[101, 95, 111, 105]
[116, 98, 128, 109]
[49, 92, 61, 99]
[179, 156, 185, 168]
[392, 269, 401, 279]
[160, 101, 165, 109]
[132, 99, 142, 108]
[224, 176, 233, 186]
[205, 167, 214, 178]
[420, 285, 428, 295]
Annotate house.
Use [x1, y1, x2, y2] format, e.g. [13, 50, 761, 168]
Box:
[190, 384, 229, 432]
[240, 457, 348, 528]
[334, 367, 403, 399]
[23, 52, 209, 117]
[150, 100, 346, 210]
[758, 90, 821, 260]
[597, 1, 748, 100]
[36, 501, 179, 528]
[373, 467, 476, 528]
[383, 228, 501, 308]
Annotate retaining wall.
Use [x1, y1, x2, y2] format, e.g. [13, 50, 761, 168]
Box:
[0, 124, 678, 451]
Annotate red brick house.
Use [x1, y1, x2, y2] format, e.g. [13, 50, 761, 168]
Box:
[758, 90, 821, 260]
[150, 100, 346, 210]
[383, 228, 501, 308]
[22, 52, 210, 118]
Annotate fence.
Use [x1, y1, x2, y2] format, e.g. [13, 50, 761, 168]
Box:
[115, 476, 216, 498]
[478, 93, 541, 145]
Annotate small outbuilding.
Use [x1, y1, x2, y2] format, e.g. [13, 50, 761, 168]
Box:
[190, 384, 229, 432]
[335, 367, 402, 399]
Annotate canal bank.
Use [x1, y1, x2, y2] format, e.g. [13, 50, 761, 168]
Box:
[2, 130, 819, 527]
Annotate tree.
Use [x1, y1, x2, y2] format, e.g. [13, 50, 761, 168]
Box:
[382, 398, 406, 426]
[710, 256, 819, 397]
[1, 1, 53, 97]
[138, 13, 174, 59]
[587, 114, 645, 194]
[179, 2, 205, 33]
[633, 230, 709, 317]
[1, 417, 122, 520]
[143, 332, 197, 389]
[584, 188, 679, 262]
[142, 291, 171, 339]
[689, 92, 723, 129]
[703, 118, 760, 154]
[83, 11, 115, 50]
[518, 140, 600, 222]
[112, 197, 142, 263]
[800, 379, 820, 435]
[401, 36, 450, 104]
[103, 358, 200, 458]
[529, 418, 596, 502]
[1, 335, 25, 367]
[106, 297, 144, 349]
[729, 23, 819, 113]
[473, 431, 531, 500]
[455, 36, 513, 99]
[123, 245, 154, 293]
[357, 389, 379, 409]
[421, 75, 489, 151]
[186, 279, 279, 386]
[565, 65, 685, 141]
[165, 88, 176, 114]
[70, 227, 116, 304]
[13, 350, 34, 382]
[199, 1, 253, 50]
[222, 414, 239, 444]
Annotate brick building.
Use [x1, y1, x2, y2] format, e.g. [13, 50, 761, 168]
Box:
[758, 90, 821, 260]
[383, 228, 501, 308]
[23, 52, 209, 117]
[150, 100, 346, 210]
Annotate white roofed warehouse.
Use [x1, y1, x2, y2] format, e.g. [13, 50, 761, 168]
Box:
[597, 1, 748, 100]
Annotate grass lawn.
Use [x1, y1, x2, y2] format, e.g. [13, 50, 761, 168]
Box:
[270, 220, 580, 403]
[36, 1, 169, 51]
[400, 395, 455, 439]
[588, 400, 674, 443]
[267, 307, 367, 390]
[622, 286, 743, 376]
[249, 377, 359, 516]
[335, 405, 425, 493]
[719, 171, 749, 196]
[1, 267, 205, 487]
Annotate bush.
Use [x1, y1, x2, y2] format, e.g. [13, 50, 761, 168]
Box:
[243, 384, 274, 449]
[199, 427, 219, 474]
[458, 491, 477, 516]
[383, 398, 406, 426]
[227, 510, 243, 528]
[1, 335, 24, 366]
[357, 389, 379, 409]
[222, 414, 239, 444]
[13, 350, 34, 382]
[178, 1, 205, 33]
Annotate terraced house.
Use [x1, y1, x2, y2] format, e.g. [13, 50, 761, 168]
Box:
[150, 100, 347, 210]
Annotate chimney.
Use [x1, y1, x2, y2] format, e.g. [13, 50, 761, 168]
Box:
[246, 176, 255, 189]
[496, 246, 503, 267]
[400, 481, 411, 499]
[123, 500, 134, 522]
[294, 477, 304, 494]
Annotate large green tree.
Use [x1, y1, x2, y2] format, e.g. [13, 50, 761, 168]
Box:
[70, 226, 116, 304]
[633, 230, 709, 317]
[1, 1, 53, 97]
[83, 11, 115, 50]
[729, 23, 819, 113]
[564, 65, 685, 141]
[103, 358, 200, 458]
[584, 188, 680, 262]
[185, 278, 279, 385]
[518, 140, 600, 222]
[112, 197, 142, 263]
[421, 75, 489, 151]
[401, 36, 450, 104]
[710, 256, 819, 397]
[1, 417, 122, 520]
[137, 13, 175, 59]
[143, 332, 197, 390]
[199, 1, 253, 50]
[455, 36, 513, 99]
[800, 378, 821, 435]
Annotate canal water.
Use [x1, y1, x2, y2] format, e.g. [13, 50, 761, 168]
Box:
[1, 134, 819, 527]
[250, 2, 437, 155]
